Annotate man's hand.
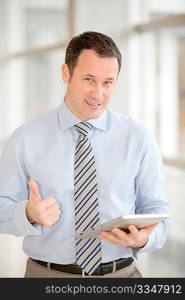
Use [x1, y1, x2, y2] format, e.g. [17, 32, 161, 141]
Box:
[98, 223, 158, 248]
[26, 180, 61, 227]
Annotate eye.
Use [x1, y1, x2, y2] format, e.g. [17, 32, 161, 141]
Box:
[84, 77, 92, 82]
[104, 81, 113, 86]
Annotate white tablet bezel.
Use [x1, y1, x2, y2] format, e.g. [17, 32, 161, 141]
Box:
[75, 213, 170, 239]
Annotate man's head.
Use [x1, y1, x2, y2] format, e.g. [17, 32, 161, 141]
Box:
[62, 31, 122, 120]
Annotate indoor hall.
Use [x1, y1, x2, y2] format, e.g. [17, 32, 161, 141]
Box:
[0, 0, 185, 278]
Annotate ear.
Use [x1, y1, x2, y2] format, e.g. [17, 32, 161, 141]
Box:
[61, 63, 70, 83]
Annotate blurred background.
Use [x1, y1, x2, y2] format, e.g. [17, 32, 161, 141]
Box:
[0, 0, 185, 277]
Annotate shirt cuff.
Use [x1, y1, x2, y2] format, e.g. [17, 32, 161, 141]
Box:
[13, 200, 41, 236]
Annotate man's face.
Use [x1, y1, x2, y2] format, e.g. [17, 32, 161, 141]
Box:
[62, 49, 119, 120]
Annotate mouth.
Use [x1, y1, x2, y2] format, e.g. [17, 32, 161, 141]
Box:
[85, 99, 102, 109]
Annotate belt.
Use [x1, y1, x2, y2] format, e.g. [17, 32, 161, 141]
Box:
[31, 257, 134, 276]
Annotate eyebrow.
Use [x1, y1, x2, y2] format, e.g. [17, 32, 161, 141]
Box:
[82, 74, 115, 81]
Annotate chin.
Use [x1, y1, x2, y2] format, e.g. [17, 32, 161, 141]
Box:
[88, 108, 104, 119]
[87, 112, 102, 120]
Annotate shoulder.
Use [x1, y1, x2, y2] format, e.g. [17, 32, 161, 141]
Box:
[107, 109, 161, 159]
[14, 107, 58, 138]
[7, 107, 59, 148]
[107, 108, 151, 138]
[20, 107, 58, 132]
[106, 108, 159, 153]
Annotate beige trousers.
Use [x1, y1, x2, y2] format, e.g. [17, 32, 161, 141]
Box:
[24, 258, 143, 278]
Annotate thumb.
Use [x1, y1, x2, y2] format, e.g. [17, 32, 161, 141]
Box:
[144, 223, 159, 233]
[28, 180, 41, 202]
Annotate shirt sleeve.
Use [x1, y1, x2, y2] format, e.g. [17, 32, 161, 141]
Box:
[133, 131, 171, 255]
[0, 129, 41, 237]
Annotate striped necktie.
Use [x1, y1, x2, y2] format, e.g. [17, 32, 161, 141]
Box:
[74, 121, 102, 275]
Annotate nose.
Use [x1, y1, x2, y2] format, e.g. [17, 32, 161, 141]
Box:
[90, 83, 103, 100]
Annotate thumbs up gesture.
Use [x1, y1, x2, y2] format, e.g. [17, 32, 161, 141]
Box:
[26, 180, 61, 227]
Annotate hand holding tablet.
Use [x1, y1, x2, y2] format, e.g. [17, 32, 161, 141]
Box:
[75, 213, 170, 239]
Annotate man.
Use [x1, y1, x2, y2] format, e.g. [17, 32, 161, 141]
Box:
[0, 31, 169, 278]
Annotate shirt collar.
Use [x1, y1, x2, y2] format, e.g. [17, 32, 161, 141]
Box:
[58, 100, 108, 131]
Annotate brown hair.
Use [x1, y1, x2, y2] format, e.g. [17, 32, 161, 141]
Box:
[65, 31, 122, 75]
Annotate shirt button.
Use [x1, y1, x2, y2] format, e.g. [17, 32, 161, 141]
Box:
[26, 229, 30, 233]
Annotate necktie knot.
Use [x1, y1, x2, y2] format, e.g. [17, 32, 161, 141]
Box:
[74, 122, 92, 136]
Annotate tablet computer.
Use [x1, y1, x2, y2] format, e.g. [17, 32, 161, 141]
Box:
[75, 213, 170, 239]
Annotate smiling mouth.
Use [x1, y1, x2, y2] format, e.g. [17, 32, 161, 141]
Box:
[85, 99, 102, 108]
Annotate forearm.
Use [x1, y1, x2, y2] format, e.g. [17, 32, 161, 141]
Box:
[0, 199, 41, 237]
[0, 130, 41, 237]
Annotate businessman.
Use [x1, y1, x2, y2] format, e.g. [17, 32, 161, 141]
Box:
[0, 31, 170, 277]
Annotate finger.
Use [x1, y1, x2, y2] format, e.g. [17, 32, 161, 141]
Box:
[28, 180, 41, 201]
[47, 205, 61, 215]
[45, 214, 60, 227]
[141, 223, 159, 233]
[47, 214, 60, 225]
[99, 229, 130, 246]
[49, 212, 61, 219]
[127, 225, 140, 238]
[99, 232, 126, 246]
[147, 223, 158, 230]
[111, 227, 131, 243]
[127, 224, 141, 242]
[42, 197, 57, 208]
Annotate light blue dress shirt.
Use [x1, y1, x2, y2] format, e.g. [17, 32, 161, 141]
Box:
[0, 101, 170, 264]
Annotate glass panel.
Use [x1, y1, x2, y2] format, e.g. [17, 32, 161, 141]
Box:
[25, 6, 68, 119]
[178, 37, 185, 158]
[26, 8, 68, 48]
[26, 50, 65, 121]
